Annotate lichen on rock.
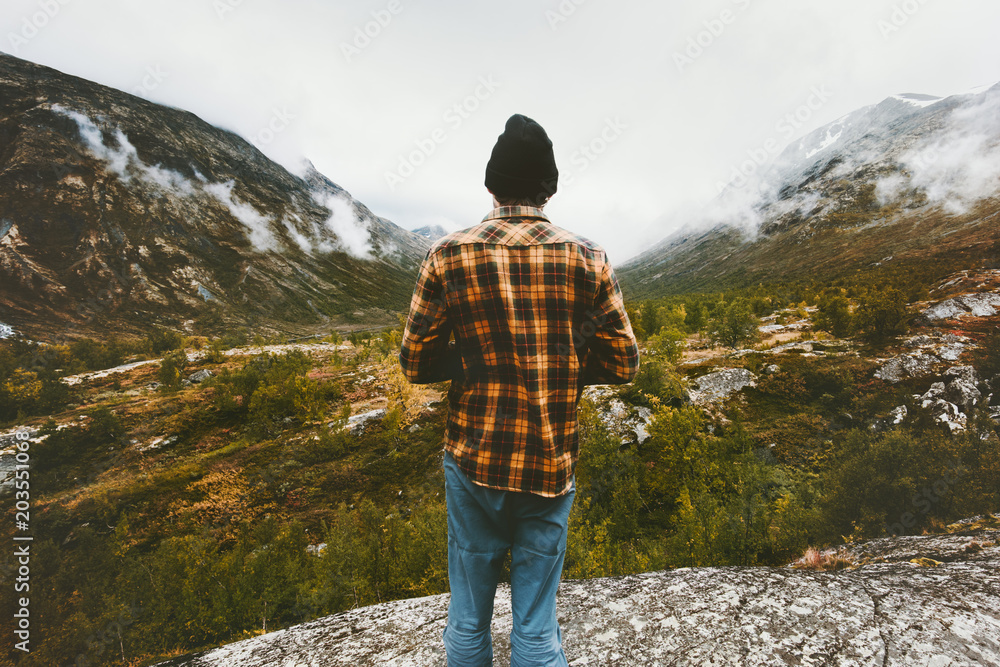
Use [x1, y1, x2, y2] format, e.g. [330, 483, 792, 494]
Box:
[151, 522, 1000, 666]
[687, 368, 757, 405]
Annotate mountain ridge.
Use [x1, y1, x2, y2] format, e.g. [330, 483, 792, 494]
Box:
[619, 83, 1000, 298]
[0, 53, 430, 342]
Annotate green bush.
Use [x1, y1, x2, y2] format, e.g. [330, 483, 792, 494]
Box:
[820, 427, 962, 540]
[708, 298, 761, 350]
[207, 350, 337, 437]
[158, 349, 188, 391]
[147, 326, 185, 354]
[814, 291, 853, 337]
[855, 286, 908, 345]
[618, 359, 685, 407]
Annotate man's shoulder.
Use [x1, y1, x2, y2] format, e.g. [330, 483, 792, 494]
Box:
[430, 217, 605, 255]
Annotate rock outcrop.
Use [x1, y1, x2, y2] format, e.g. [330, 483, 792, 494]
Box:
[152, 520, 1000, 666]
[688, 368, 757, 405]
[875, 364, 992, 433]
[923, 291, 1000, 321]
[873, 333, 974, 383]
[583, 386, 654, 443]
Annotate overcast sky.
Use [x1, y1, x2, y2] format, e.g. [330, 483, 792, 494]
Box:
[3, 0, 999, 264]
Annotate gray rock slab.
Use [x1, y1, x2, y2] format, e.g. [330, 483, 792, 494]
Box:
[188, 369, 214, 383]
[874, 353, 942, 383]
[924, 292, 1000, 320]
[688, 368, 757, 405]
[154, 530, 1000, 666]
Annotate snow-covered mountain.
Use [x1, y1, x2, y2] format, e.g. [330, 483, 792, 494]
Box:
[0, 53, 431, 341]
[619, 82, 1000, 297]
[410, 224, 451, 242]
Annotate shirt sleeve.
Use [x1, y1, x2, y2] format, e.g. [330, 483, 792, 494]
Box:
[399, 249, 463, 384]
[579, 256, 640, 386]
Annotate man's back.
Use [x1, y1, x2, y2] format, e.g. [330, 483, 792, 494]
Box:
[400, 113, 638, 666]
[399, 204, 639, 497]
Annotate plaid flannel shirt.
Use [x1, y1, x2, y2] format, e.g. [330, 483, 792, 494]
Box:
[399, 206, 639, 497]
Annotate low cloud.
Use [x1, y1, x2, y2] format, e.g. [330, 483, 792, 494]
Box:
[52, 105, 377, 259]
[55, 104, 281, 251]
[54, 103, 197, 196]
[202, 180, 279, 253]
[311, 192, 374, 260]
[881, 87, 1000, 214]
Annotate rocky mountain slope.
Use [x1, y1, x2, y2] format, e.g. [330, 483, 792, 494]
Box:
[0, 54, 430, 342]
[153, 520, 1000, 666]
[619, 83, 1000, 298]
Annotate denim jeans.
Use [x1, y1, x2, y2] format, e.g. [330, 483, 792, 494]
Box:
[442, 452, 575, 667]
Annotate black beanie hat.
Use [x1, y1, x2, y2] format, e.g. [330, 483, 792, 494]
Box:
[485, 114, 558, 206]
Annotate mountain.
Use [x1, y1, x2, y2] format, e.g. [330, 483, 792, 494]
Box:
[0, 53, 431, 342]
[619, 83, 1000, 298]
[410, 223, 450, 242]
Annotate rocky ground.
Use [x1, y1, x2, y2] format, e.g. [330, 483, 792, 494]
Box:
[152, 519, 1000, 666]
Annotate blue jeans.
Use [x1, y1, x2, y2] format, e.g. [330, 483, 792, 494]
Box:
[442, 452, 575, 667]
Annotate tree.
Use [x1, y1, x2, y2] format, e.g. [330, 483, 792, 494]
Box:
[684, 303, 709, 334]
[708, 299, 761, 350]
[158, 349, 188, 391]
[147, 326, 185, 354]
[625, 303, 646, 340]
[648, 328, 686, 365]
[856, 286, 908, 344]
[815, 291, 853, 338]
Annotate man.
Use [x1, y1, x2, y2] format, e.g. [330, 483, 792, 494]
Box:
[399, 113, 639, 666]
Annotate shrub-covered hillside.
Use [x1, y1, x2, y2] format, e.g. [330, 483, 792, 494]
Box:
[1, 264, 999, 665]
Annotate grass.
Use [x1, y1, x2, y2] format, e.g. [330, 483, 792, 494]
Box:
[791, 546, 857, 571]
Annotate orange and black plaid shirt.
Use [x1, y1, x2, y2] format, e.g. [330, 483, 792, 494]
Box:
[399, 206, 639, 497]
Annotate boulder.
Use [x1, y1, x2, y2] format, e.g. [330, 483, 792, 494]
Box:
[583, 387, 656, 444]
[342, 409, 387, 435]
[923, 292, 1000, 320]
[888, 405, 907, 425]
[923, 399, 967, 433]
[918, 382, 946, 404]
[188, 369, 214, 383]
[153, 525, 1000, 667]
[688, 368, 757, 405]
[945, 378, 981, 411]
[874, 353, 940, 383]
[944, 365, 980, 386]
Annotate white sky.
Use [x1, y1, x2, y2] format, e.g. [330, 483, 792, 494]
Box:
[2, 0, 999, 265]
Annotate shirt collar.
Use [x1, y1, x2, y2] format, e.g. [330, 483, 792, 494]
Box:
[482, 206, 550, 223]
